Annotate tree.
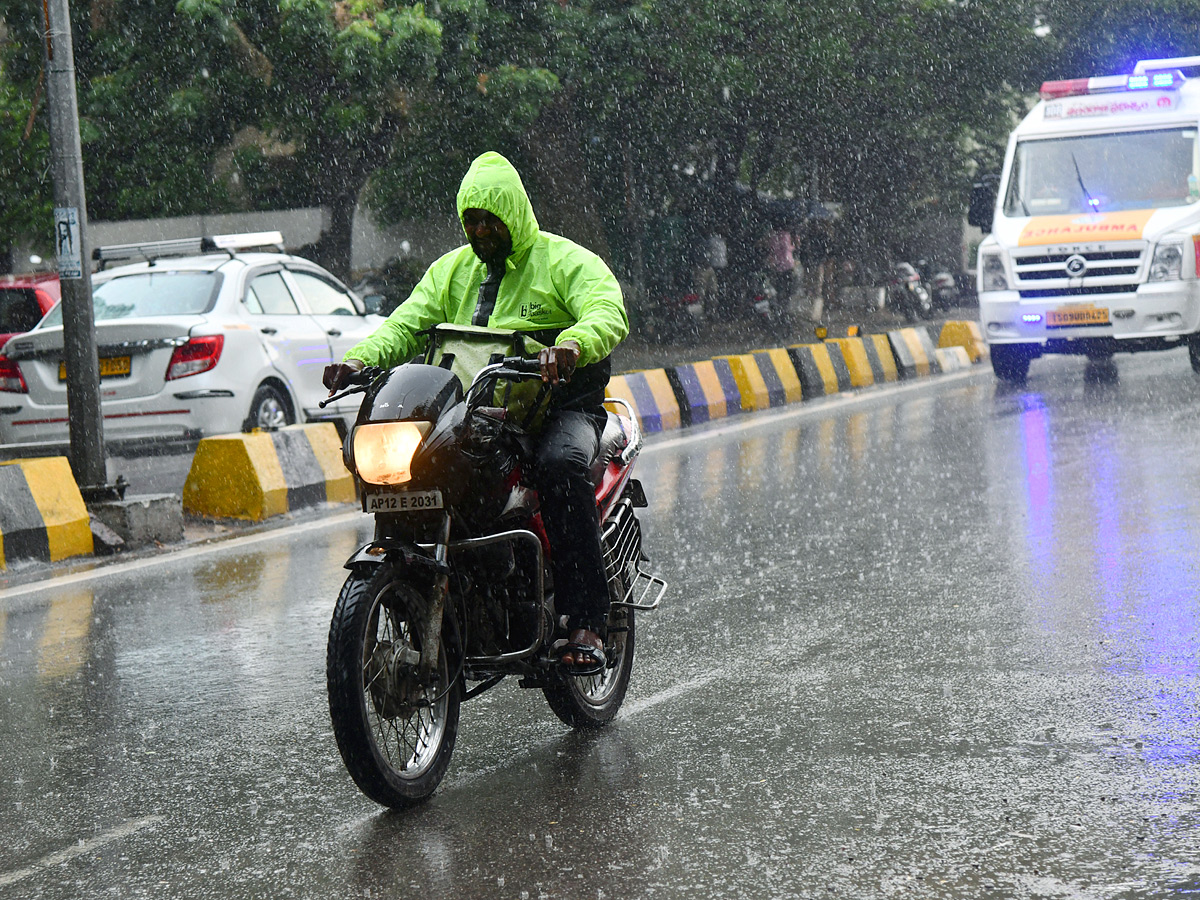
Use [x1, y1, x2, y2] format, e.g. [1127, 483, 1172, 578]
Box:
[0, 64, 52, 271]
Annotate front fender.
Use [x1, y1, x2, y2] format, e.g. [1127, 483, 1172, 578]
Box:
[342, 540, 448, 574]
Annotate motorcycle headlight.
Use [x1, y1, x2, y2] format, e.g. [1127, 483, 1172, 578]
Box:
[1149, 240, 1184, 282]
[352, 421, 433, 485]
[980, 251, 1009, 291]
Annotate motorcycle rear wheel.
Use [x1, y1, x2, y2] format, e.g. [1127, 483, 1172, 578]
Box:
[327, 568, 460, 808]
[543, 601, 636, 728]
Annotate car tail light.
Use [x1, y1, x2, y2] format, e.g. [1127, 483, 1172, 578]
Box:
[166, 335, 224, 380]
[0, 356, 27, 393]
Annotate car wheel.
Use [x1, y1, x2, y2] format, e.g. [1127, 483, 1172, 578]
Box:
[247, 384, 293, 431]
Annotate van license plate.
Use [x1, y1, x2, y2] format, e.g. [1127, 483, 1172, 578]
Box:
[364, 488, 444, 513]
[1046, 306, 1109, 327]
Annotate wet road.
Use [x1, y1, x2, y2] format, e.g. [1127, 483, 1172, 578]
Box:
[2, 351, 1199, 898]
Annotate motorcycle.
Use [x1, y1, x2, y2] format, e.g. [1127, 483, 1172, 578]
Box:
[930, 271, 959, 310]
[321, 324, 666, 808]
[885, 262, 933, 322]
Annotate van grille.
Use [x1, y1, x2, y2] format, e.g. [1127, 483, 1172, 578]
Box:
[1013, 247, 1144, 300]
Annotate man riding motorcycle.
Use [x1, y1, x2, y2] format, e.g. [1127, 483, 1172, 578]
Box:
[323, 151, 629, 672]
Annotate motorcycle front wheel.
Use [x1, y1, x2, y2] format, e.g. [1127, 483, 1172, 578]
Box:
[543, 601, 636, 728]
[327, 567, 460, 808]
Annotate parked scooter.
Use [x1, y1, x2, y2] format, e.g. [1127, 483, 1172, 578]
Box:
[321, 324, 666, 808]
[885, 262, 933, 321]
[930, 271, 959, 310]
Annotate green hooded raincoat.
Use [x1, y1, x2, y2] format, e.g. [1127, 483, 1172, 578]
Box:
[344, 152, 628, 407]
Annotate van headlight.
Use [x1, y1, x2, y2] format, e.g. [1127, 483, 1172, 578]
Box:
[351, 421, 433, 485]
[1149, 240, 1184, 282]
[980, 251, 1009, 291]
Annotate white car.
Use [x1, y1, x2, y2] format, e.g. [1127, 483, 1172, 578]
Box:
[0, 232, 385, 448]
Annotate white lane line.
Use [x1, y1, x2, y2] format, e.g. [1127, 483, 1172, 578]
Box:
[0, 511, 362, 604]
[644, 367, 982, 455]
[0, 815, 164, 888]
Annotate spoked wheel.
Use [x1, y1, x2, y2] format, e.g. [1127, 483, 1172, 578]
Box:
[327, 568, 460, 808]
[543, 601, 636, 728]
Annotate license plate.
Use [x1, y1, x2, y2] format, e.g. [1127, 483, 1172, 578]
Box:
[364, 488, 444, 513]
[58, 355, 132, 381]
[1046, 306, 1109, 328]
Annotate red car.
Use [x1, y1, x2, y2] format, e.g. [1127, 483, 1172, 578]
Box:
[0, 273, 60, 348]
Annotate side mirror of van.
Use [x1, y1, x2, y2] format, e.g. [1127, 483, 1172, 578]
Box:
[968, 175, 999, 232]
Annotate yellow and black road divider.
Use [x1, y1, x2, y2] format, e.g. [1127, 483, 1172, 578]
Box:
[608, 321, 989, 436]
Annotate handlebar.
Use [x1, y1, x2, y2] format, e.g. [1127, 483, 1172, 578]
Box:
[318, 365, 385, 408]
[499, 356, 543, 376]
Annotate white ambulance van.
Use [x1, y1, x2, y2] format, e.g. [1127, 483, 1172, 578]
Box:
[972, 55, 1200, 382]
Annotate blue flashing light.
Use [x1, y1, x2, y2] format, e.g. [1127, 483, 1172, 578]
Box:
[1128, 75, 1150, 90]
[1022, 313, 1043, 323]
[1152, 72, 1176, 88]
[1088, 196, 1102, 208]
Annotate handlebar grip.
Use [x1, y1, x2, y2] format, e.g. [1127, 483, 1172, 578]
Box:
[350, 365, 383, 385]
[502, 356, 543, 374]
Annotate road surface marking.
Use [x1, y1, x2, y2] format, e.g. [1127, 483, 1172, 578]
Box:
[0, 815, 164, 888]
[0, 511, 362, 605]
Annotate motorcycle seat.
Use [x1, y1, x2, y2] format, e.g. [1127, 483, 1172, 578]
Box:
[589, 412, 630, 485]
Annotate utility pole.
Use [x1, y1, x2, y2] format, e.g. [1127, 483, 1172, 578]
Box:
[41, 0, 109, 493]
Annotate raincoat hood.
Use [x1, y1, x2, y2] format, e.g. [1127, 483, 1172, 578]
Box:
[455, 152, 540, 260]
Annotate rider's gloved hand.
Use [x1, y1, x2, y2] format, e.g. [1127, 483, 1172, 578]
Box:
[538, 341, 580, 385]
[323, 358, 365, 395]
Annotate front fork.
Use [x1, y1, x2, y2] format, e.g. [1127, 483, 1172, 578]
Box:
[418, 513, 452, 679]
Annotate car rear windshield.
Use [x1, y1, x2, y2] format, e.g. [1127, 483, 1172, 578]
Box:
[42, 271, 222, 325]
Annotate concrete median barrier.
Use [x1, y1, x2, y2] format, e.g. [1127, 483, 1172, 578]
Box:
[753, 348, 804, 406]
[0, 457, 93, 569]
[938, 321, 989, 363]
[665, 361, 730, 426]
[934, 346, 973, 371]
[606, 369, 682, 433]
[823, 342, 854, 391]
[182, 423, 354, 521]
[788, 344, 839, 399]
[710, 357, 746, 416]
[913, 326, 944, 374]
[827, 338, 875, 389]
[715, 354, 771, 411]
[888, 328, 931, 378]
[864, 334, 898, 383]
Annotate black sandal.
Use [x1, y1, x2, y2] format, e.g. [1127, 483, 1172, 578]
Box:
[552, 637, 607, 677]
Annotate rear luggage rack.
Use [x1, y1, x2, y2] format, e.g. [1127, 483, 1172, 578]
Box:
[603, 496, 666, 612]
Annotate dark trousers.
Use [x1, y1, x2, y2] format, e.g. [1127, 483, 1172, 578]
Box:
[532, 409, 609, 633]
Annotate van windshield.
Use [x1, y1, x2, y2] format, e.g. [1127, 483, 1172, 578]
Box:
[1004, 127, 1198, 216]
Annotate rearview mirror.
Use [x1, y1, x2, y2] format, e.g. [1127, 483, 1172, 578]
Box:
[968, 175, 999, 232]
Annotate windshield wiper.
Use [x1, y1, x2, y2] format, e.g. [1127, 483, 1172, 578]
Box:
[1008, 181, 1031, 217]
[1072, 153, 1099, 212]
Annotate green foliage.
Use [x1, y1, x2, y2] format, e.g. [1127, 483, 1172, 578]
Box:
[4, 0, 1197, 278]
[0, 65, 52, 257]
